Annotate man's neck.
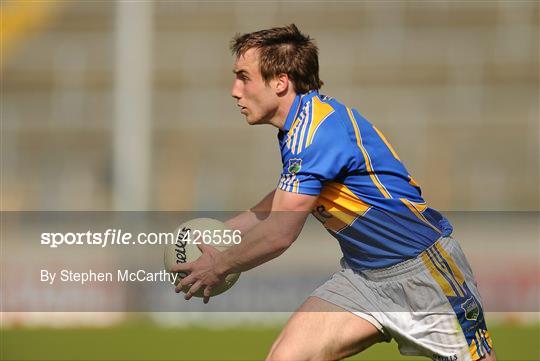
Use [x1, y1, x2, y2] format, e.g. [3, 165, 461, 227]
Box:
[268, 91, 297, 130]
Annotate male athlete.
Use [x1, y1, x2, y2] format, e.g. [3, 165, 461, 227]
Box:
[171, 24, 496, 361]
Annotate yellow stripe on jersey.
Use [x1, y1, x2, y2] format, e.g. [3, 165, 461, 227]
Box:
[286, 117, 302, 149]
[408, 175, 420, 188]
[477, 330, 490, 358]
[305, 96, 335, 147]
[421, 252, 457, 297]
[373, 125, 401, 161]
[294, 108, 311, 154]
[434, 242, 466, 287]
[484, 330, 493, 349]
[320, 182, 371, 213]
[469, 339, 480, 360]
[318, 182, 371, 233]
[427, 248, 465, 297]
[346, 107, 362, 148]
[346, 108, 392, 199]
[412, 200, 427, 212]
[400, 198, 442, 234]
[475, 331, 485, 357]
[292, 179, 299, 193]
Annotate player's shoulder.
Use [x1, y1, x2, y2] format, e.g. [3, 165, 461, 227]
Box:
[285, 91, 353, 155]
[312, 93, 375, 142]
[311, 92, 356, 124]
[306, 93, 351, 142]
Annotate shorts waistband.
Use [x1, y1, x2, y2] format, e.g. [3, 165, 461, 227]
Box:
[355, 237, 456, 281]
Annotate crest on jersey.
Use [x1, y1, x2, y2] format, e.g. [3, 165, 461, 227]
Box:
[461, 297, 480, 321]
[288, 158, 302, 174]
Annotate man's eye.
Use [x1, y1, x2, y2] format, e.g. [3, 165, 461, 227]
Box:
[236, 73, 248, 81]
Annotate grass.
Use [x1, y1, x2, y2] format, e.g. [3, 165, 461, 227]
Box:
[1, 322, 538, 360]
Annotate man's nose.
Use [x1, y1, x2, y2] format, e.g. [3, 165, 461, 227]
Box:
[231, 80, 241, 100]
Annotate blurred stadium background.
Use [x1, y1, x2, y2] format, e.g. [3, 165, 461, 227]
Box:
[1, 1, 539, 360]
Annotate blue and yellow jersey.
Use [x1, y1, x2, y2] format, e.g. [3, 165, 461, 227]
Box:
[278, 90, 453, 270]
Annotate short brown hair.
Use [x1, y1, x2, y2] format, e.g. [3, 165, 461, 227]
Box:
[230, 24, 323, 94]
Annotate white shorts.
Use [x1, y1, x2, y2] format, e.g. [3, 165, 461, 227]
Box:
[311, 237, 493, 361]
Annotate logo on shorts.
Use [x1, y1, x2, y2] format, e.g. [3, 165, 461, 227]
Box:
[288, 159, 302, 174]
[461, 297, 480, 321]
[433, 355, 457, 361]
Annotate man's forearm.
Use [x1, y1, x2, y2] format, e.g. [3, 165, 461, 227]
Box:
[217, 211, 308, 275]
[224, 190, 275, 234]
[224, 210, 267, 235]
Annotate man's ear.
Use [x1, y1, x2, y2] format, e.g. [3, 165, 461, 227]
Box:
[275, 73, 290, 94]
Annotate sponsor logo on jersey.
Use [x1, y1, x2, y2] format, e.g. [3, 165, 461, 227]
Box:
[312, 204, 333, 223]
[461, 297, 480, 321]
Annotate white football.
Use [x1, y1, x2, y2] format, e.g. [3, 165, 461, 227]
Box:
[164, 218, 241, 297]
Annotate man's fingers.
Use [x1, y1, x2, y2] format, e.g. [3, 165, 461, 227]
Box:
[175, 273, 196, 293]
[185, 280, 203, 300]
[170, 262, 191, 273]
[203, 286, 212, 304]
[197, 242, 212, 253]
[179, 274, 196, 288]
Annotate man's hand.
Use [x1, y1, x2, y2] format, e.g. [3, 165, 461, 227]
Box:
[170, 243, 226, 304]
[171, 189, 318, 304]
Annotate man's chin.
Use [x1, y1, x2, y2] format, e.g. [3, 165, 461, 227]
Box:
[245, 116, 260, 125]
[243, 113, 267, 126]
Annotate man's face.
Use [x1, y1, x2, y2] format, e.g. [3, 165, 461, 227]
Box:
[231, 48, 279, 125]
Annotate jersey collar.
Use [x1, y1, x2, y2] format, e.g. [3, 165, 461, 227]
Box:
[281, 90, 318, 132]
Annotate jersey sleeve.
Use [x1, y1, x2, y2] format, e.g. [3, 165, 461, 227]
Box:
[278, 121, 353, 195]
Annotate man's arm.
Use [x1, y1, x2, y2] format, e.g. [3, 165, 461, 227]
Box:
[224, 189, 275, 234]
[218, 189, 317, 274]
[171, 189, 318, 301]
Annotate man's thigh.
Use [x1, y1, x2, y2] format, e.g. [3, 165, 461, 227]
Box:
[266, 296, 386, 361]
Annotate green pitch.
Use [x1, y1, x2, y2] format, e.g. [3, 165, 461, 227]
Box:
[2, 322, 538, 360]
